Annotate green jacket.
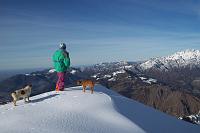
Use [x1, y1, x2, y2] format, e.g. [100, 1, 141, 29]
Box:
[52, 49, 70, 72]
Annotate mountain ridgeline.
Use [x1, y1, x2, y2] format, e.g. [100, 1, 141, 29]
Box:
[1, 49, 200, 119]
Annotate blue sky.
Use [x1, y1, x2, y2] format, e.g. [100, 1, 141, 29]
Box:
[0, 0, 200, 70]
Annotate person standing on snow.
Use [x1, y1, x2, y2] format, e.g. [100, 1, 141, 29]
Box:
[52, 43, 70, 91]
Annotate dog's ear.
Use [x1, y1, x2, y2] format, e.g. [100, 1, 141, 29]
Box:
[23, 84, 27, 88]
[29, 84, 32, 87]
[76, 80, 82, 85]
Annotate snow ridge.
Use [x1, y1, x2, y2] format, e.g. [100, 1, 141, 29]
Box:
[0, 85, 200, 133]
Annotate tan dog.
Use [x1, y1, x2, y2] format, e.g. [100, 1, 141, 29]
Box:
[77, 80, 95, 94]
[11, 85, 32, 106]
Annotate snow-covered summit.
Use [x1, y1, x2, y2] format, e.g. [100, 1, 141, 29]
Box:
[140, 49, 200, 70]
[70, 69, 77, 74]
[0, 85, 200, 133]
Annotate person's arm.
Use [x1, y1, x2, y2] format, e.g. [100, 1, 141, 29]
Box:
[63, 51, 70, 68]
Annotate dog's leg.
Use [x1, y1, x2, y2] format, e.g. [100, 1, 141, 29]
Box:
[83, 86, 86, 93]
[25, 97, 30, 102]
[11, 93, 17, 106]
[91, 87, 94, 94]
[24, 97, 27, 103]
[13, 100, 16, 106]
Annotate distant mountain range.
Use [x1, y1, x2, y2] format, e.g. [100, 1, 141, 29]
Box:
[0, 68, 47, 82]
[1, 49, 200, 122]
[140, 49, 200, 70]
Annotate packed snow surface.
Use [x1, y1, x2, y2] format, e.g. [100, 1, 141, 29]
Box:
[0, 85, 200, 133]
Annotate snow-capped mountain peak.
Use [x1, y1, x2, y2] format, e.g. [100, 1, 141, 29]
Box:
[140, 49, 200, 70]
[166, 49, 200, 60]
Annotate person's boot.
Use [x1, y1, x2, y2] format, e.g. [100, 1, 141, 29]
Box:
[56, 84, 59, 91]
[60, 88, 64, 91]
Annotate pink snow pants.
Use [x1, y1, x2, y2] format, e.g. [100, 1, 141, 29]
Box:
[56, 72, 65, 91]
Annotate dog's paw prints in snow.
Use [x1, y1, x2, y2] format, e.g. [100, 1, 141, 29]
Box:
[31, 103, 36, 106]
[31, 127, 36, 130]
[5, 107, 14, 111]
[0, 111, 5, 114]
[0, 106, 14, 114]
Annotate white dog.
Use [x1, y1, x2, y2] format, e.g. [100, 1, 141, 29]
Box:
[11, 85, 32, 106]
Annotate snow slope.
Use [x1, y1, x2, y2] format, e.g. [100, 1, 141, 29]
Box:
[0, 85, 200, 133]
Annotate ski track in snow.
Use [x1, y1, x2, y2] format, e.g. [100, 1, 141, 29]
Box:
[0, 85, 200, 133]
